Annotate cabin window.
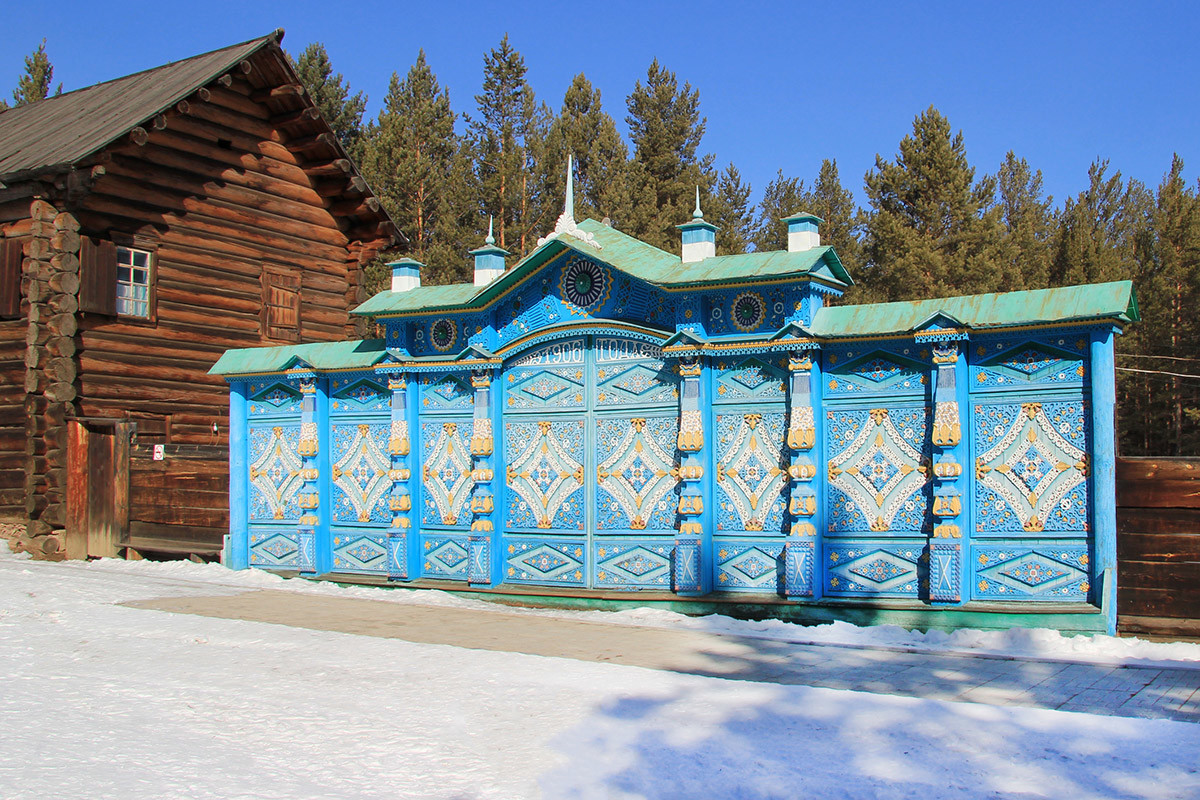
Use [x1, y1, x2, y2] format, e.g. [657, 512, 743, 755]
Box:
[115, 246, 153, 318]
[262, 266, 301, 342]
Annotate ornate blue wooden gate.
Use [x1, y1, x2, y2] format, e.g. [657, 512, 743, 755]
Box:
[498, 335, 681, 589]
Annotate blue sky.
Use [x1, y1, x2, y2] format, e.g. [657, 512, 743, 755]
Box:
[4, 1, 1197, 209]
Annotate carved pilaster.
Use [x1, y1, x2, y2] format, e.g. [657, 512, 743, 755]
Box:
[468, 370, 496, 585]
[674, 355, 704, 594]
[784, 351, 818, 597]
[295, 374, 319, 573]
[385, 374, 412, 580]
[925, 336, 967, 602]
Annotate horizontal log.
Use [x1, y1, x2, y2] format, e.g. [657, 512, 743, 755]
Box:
[251, 83, 304, 103]
[1119, 532, 1200, 562]
[127, 522, 225, 553]
[129, 503, 227, 527]
[1118, 507, 1200, 535]
[1117, 457, 1200, 482]
[164, 113, 297, 166]
[79, 355, 227, 387]
[203, 84, 267, 120]
[104, 157, 341, 231]
[184, 99, 286, 145]
[288, 131, 338, 157]
[272, 106, 321, 129]
[1118, 478, 1200, 509]
[130, 473, 228, 493]
[315, 175, 368, 198]
[156, 245, 350, 295]
[329, 196, 381, 217]
[77, 397, 227, 420]
[1117, 614, 1200, 638]
[121, 136, 319, 202]
[306, 159, 352, 178]
[1119, 559, 1200, 591]
[1117, 586, 1200, 619]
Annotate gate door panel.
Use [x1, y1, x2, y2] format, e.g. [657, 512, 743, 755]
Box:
[328, 372, 392, 574]
[502, 338, 589, 587]
[245, 379, 307, 569]
[418, 373, 475, 580]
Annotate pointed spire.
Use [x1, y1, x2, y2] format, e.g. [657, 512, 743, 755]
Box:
[693, 185, 703, 219]
[564, 154, 575, 221]
[485, 215, 495, 245]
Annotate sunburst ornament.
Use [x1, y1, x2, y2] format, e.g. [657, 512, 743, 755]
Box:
[731, 292, 766, 332]
[430, 318, 457, 352]
[560, 257, 606, 309]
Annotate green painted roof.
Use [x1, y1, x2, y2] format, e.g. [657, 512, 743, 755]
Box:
[810, 281, 1139, 338]
[353, 217, 851, 317]
[208, 339, 388, 376]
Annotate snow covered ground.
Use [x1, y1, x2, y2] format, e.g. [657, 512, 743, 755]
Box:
[2, 545, 1199, 799]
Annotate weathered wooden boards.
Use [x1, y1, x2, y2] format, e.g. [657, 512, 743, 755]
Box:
[1117, 457, 1200, 637]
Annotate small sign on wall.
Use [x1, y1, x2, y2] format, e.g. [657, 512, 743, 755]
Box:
[153, 444, 165, 461]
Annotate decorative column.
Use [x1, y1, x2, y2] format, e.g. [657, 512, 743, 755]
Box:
[468, 369, 496, 586]
[927, 336, 967, 603]
[295, 373, 320, 574]
[784, 350, 818, 597]
[386, 373, 412, 580]
[674, 354, 705, 594]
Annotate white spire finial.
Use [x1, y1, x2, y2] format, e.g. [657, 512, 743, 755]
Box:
[485, 215, 495, 245]
[693, 185, 703, 219]
[537, 152, 601, 250]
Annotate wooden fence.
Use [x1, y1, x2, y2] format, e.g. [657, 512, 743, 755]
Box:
[1117, 457, 1200, 638]
[125, 443, 227, 557]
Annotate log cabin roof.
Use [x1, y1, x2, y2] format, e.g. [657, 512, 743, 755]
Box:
[0, 30, 401, 245]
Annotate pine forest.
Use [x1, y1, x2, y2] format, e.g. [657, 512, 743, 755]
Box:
[5, 38, 1197, 457]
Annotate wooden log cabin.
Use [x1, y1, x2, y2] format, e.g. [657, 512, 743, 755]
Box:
[0, 30, 401, 560]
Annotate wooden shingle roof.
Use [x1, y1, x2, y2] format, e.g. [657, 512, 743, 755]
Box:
[0, 33, 278, 182]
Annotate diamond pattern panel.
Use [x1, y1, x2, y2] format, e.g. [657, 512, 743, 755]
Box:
[332, 534, 388, 572]
[715, 541, 783, 591]
[825, 347, 928, 396]
[716, 411, 787, 535]
[332, 422, 391, 524]
[504, 539, 586, 586]
[421, 419, 474, 528]
[505, 366, 586, 410]
[594, 540, 673, 588]
[249, 530, 301, 568]
[505, 418, 586, 531]
[330, 373, 391, 414]
[596, 361, 678, 407]
[973, 544, 1090, 599]
[422, 374, 474, 412]
[422, 535, 470, 580]
[971, 337, 1087, 390]
[248, 424, 303, 522]
[974, 401, 1088, 534]
[713, 356, 787, 403]
[248, 381, 302, 416]
[825, 543, 923, 597]
[826, 407, 930, 534]
[596, 416, 680, 531]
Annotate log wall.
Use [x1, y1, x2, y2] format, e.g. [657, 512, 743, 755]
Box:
[126, 444, 228, 556]
[1117, 457, 1200, 639]
[0, 185, 36, 521]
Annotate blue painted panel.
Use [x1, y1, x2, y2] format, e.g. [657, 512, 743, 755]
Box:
[503, 417, 586, 532]
[970, 336, 1088, 392]
[420, 417, 474, 529]
[595, 359, 678, 407]
[823, 345, 929, 397]
[825, 406, 931, 535]
[505, 365, 586, 410]
[703, 284, 795, 336]
[247, 423, 303, 523]
[595, 415, 680, 532]
[593, 538, 674, 589]
[247, 380, 303, 417]
[712, 355, 787, 404]
[714, 539, 783, 592]
[714, 410, 788, 535]
[329, 372, 390, 414]
[420, 534, 470, 580]
[824, 540, 925, 598]
[973, 399, 1089, 536]
[330, 422, 391, 525]
[331, 532, 389, 573]
[503, 536, 587, 586]
[420, 373, 474, 413]
[971, 542, 1090, 600]
[249, 527, 308, 569]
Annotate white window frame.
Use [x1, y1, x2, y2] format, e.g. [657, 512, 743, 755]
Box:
[115, 245, 153, 318]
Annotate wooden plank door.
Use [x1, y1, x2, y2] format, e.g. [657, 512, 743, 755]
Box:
[67, 420, 131, 559]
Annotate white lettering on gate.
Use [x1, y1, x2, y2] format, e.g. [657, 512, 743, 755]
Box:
[597, 338, 661, 362]
[508, 338, 586, 367]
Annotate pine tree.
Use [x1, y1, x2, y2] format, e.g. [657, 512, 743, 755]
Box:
[10, 39, 61, 107]
[1049, 160, 1151, 287]
[708, 164, 753, 254]
[752, 171, 806, 252]
[290, 43, 367, 157]
[469, 35, 550, 256]
[624, 60, 714, 250]
[1131, 155, 1200, 455]
[997, 152, 1055, 289]
[542, 74, 630, 224]
[801, 159, 862, 272]
[360, 51, 476, 286]
[861, 106, 1005, 301]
